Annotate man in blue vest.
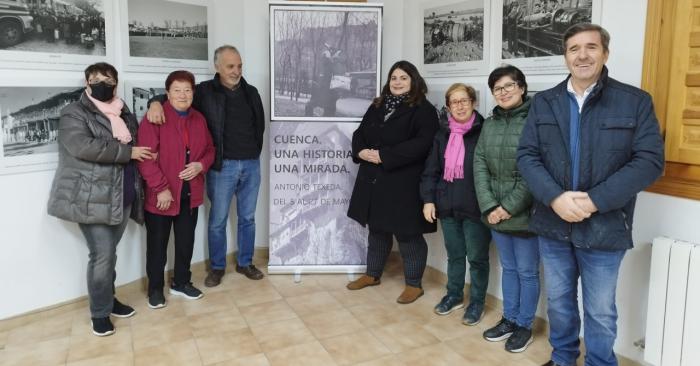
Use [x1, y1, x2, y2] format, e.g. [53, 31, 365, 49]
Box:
[517, 24, 664, 366]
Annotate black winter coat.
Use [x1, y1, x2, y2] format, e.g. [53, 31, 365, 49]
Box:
[347, 99, 439, 235]
[420, 112, 484, 221]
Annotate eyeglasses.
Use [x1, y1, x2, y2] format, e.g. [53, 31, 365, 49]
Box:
[448, 98, 472, 107]
[492, 82, 518, 96]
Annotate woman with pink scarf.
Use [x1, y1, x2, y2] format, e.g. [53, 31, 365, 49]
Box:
[420, 83, 492, 325]
[48, 62, 154, 337]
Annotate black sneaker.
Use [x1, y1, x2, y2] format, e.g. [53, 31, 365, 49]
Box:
[433, 295, 464, 315]
[236, 264, 264, 280]
[170, 282, 204, 300]
[483, 317, 517, 342]
[91, 317, 115, 337]
[148, 290, 167, 309]
[505, 325, 533, 353]
[462, 302, 484, 325]
[111, 298, 136, 318]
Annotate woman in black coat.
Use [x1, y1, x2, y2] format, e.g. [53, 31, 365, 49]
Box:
[346, 60, 439, 304]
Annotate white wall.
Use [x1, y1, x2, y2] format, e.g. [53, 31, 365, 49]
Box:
[405, 0, 700, 364]
[0, 0, 406, 320]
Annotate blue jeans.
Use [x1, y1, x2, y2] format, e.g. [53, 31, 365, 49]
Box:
[538, 236, 626, 366]
[78, 205, 131, 318]
[491, 230, 540, 328]
[207, 159, 261, 269]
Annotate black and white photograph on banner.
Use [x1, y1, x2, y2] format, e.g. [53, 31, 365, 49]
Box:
[123, 82, 166, 122]
[0, 0, 112, 71]
[268, 122, 368, 268]
[426, 82, 488, 124]
[270, 3, 382, 121]
[127, 0, 208, 60]
[498, 0, 599, 74]
[421, 0, 491, 77]
[0, 85, 83, 174]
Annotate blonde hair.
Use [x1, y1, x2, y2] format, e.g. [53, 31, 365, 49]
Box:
[444, 83, 477, 107]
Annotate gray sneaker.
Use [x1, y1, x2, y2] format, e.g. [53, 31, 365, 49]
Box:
[462, 302, 484, 325]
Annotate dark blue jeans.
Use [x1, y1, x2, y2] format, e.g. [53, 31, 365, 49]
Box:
[491, 230, 540, 328]
[78, 205, 131, 318]
[207, 159, 261, 270]
[538, 236, 626, 366]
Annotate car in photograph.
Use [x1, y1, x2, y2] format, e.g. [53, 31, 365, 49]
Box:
[0, 0, 33, 48]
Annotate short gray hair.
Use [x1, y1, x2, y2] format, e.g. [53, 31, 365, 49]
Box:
[562, 23, 610, 53]
[213, 45, 240, 65]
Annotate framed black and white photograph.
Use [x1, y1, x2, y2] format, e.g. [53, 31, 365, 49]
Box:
[0, 0, 114, 71]
[269, 2, 382, 121]
[0, 78, 86, 175]
[121, 0, 213, 73]
[421, 0, 491, 77]
[495, 0, 601, 74]
[123, 80, 167, 122]
[426, 81, 489, 124]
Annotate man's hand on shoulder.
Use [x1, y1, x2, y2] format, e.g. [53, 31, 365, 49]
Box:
[147, 101, 166, 125]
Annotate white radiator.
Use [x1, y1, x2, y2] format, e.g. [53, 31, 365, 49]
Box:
[645, 237, 700, 366]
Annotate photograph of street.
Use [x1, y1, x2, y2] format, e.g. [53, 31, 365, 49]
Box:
[1, 86, 82, 159]
[127, 0, 208, 60]
[271, 5, 381, 120]
[0, 0, 107, 56]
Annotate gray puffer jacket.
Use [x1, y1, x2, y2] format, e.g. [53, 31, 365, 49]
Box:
[48, 92, 144, 225]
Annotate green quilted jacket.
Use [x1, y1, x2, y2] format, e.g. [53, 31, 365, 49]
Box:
[473, 97, 533, 234]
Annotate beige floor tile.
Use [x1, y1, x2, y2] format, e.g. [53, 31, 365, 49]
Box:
[180, 290, 238, 317]
[267, 275, 324, 297]
[422, 310, 484, 341]
[346, 302, 405, 328]
[369, 320, 440, 353]
[264, 341, 337, 366]
[238, 299, 298, 326]
[0, 330, 8, 350]
[300, 308, 365, 339]
[194, 328, 261, 365]
[397, 342, 469, 365]
[353, 354, 406, 366]
[127, 300, 187, 327]
[134, 338, 202, 366]
[232, 283, 283, 307]
[6, 311, 74, 346]
[284, 291, 344, 317]
[0, 336, 69, 366]
[66, 352, 134, 366]
[66, 326, 133, 363]
[249, 317, 316, 353]
[211, 353, 270, 366]
[309, 274, 355, 291]
[320, 330, 391, 365]
[188, 308, 248, 337]
[445, 333, 526, 365]
[131, 316, 193, 351]
[328, 286, 385, 308]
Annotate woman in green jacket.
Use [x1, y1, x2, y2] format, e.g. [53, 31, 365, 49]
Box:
[473, 65, 539, 354]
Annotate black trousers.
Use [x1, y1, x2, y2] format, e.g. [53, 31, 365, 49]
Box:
[145, 191, 198, 294]
[366, 231, 428, 288]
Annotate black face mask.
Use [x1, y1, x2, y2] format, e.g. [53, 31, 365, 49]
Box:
[89, 81, 116, 102]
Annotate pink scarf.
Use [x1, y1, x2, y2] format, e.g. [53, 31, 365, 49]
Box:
[443, 112, 476, 182]
[85, 92, 132, 144]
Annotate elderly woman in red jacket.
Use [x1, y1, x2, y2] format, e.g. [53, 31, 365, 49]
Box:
[137, 70, 215, 309]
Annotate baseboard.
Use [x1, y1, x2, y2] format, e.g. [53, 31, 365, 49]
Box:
[0, 248, 642, 365]
[0, 248, 269, 332]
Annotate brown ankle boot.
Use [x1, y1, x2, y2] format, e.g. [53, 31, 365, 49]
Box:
[346, 275, 380, 290]
[396, 285, 424, 304]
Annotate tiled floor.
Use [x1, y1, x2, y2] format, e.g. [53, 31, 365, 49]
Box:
[0, 259, 565, 366]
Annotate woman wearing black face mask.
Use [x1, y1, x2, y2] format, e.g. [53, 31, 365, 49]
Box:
[48, 62, 155, 337]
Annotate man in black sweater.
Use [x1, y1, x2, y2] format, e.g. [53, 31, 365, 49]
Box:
[147, 45, 265, 287]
